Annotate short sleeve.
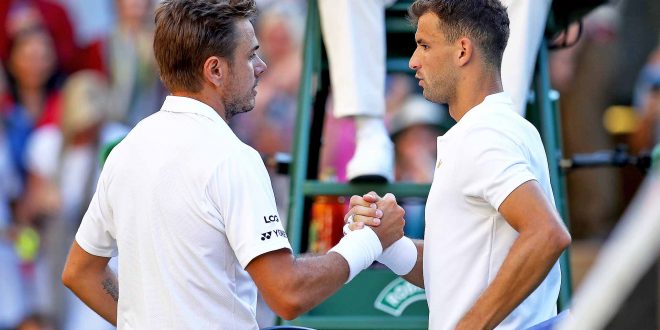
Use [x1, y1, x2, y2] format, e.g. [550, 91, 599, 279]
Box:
[210, 148, 291, 269]
[461, 126, 537, 210]
[75, 173, 118, 257]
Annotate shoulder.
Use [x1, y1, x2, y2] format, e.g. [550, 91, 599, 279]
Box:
[466, 107, 539, 146]
[456, 119, 532, 170]
[222, 142, 267, 173]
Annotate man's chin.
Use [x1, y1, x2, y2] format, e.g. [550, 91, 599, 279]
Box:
[225, 101, 255, 121]
[422, 91, 438, 104]
[422, 89, 447, 105]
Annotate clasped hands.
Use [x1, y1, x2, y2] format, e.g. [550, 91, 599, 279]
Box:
[344, 192, 405, 250]
[336, 192, 417, 278]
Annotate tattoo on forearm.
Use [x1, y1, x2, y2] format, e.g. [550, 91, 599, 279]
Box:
[102, 278, 119, 302]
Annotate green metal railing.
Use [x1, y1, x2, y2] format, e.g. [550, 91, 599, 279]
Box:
[287, 0, 322, 254]
[531, 40, 573, 310]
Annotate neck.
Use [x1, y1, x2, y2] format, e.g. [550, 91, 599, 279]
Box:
[18, 87, 46, 106]
[448, 67, 503, 121]
[171, 88, 228, 122]
[18, 87, 44, 98]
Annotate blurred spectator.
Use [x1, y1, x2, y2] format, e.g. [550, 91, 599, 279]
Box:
[0, 0, 77, 73]
[21, 70, 108, 232]
[1, 26, 62, 194]
[0, 120, 25, 330]
[390, 95, 445, 183]
[231, 2, 304, 156]
[98, 0, 164, 127]
[20, 71, 113, 330]
[630, 47, 660, 153]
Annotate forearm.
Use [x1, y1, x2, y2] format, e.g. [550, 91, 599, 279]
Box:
[289, 253, 351, 309]
[457, 230, 568, 329]
[64, 266, 118, 326]
[401, 240, 424, 288]
[256, 252, 348, 320]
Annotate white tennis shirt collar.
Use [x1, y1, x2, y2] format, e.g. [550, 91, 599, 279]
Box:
[160, 95, 225, 124]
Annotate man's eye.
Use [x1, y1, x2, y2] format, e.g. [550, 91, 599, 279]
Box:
[249, 53, 257, 59]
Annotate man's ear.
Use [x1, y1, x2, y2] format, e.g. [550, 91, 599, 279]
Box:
[456, 37, 473, 67]
[203, 56, 228, 87]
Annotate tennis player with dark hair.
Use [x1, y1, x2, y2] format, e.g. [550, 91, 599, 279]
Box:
[347, 0, 572, 328]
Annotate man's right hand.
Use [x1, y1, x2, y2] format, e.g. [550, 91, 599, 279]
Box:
[347, 192, 405, 250]
[346, 192, 423, 285]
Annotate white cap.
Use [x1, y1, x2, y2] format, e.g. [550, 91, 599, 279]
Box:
[389, 95, 446, 136]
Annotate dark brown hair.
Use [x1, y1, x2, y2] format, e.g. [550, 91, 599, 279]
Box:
[153, 0, 257, 92]
[408, 0, 509, 69]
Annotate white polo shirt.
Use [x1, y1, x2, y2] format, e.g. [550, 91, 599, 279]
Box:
[425, 93, 561, 329]
[75, 96, 291, 330]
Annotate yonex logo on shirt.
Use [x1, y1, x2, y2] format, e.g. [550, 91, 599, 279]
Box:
[260, 229, 287, 241]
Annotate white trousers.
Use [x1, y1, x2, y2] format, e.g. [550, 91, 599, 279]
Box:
[501, 0, 553, 115]
[319, 0, 552, 117]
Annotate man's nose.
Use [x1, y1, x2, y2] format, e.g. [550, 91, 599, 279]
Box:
[256, 55, 267, 77]
[409, 52, 420, 70]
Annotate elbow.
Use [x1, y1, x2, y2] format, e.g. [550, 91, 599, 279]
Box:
[549, 225, 572, 253]
[559, 230, 572, 251]
[278, 308, 303, 321]
[269, 292, 307, 321]
[61, 263, 77, 290]
[277, 298, 306, 321]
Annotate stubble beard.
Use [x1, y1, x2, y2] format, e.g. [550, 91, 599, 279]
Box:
[224, 76, 256, 121]
[224, 95, 254, 121]
[224, 66, 257, 121]
[424, 73, 456, 105]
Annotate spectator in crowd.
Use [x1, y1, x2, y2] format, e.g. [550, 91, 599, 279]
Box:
[100, 0, 164, 127]
[231, 3, 303, 157]
[0, 0, 77, 73]
[0, 24, 62, 328]
[1, 26, 62, 195]
[22, 70, 114, 330]
[390, 95, 445, 184]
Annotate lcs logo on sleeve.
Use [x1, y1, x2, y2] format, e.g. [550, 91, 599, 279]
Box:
[260, 229, 287, 241]
[264, 215, 280, 223]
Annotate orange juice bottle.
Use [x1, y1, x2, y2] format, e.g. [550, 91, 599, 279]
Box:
[308, 169, 346, 253]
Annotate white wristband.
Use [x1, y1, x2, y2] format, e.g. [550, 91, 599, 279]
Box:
[376, 236, 417, 275]
[328, 226, 382, 283]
